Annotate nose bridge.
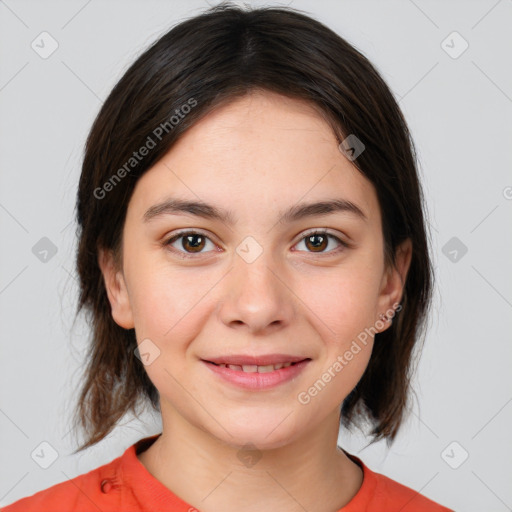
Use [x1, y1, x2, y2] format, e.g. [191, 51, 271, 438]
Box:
[232, 234, 284, 301]
[218, 234, 294, 333]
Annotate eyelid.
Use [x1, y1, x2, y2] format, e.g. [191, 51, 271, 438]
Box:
[296, 228, 350, 245]
[166, 227, 214, 241]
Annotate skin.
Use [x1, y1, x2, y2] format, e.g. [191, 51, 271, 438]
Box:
[99, 90, 412, 512]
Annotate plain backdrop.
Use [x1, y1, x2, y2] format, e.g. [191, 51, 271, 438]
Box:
[1, 1, 511, 510]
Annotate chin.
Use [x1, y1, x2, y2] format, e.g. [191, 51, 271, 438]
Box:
[207, 413, 304, 452]
[224, 431, 296, 453]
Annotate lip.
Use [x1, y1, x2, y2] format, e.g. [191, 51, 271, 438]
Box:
[201, 356, 311, 390]
[204, 354, 307, 366]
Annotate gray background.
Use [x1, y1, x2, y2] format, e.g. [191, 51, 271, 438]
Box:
[1, 0, 511, 510]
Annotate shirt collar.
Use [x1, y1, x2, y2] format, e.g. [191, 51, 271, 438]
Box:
[118, 434, 377, 511]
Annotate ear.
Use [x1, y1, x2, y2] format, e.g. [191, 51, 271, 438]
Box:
[98, 248, 134, 329]
[376, 238, 412, 331]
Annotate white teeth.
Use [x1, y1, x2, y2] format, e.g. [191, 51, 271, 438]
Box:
[257, 364, 275, 373]
[216, 361, 299, 372]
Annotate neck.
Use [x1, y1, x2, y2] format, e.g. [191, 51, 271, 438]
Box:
[138, 404, 363, 512]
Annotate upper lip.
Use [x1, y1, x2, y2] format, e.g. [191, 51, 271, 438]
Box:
[203, 354, 310, 366]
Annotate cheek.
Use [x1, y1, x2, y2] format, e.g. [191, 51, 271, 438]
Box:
[298, 261, 382, 342]
[295, 258, 381, 396]
[297, 269, 377, 408]
[127, 259, 214, 348]
[127, 264, 214, 402]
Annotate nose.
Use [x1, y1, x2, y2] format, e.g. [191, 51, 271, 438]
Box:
[217, 246, 296, 336]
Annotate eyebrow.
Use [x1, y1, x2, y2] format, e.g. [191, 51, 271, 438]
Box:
[143, 197, 367, 225]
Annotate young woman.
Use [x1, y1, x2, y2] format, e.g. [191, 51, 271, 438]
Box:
[3, 4, 453, 511]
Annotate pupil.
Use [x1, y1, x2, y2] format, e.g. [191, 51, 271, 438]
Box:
[184, 234, 204, 251]
[308, 234, 326, 252]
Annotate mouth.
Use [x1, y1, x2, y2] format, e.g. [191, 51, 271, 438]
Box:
[201, 355, 312, 390]
[205, 360, 309, 373]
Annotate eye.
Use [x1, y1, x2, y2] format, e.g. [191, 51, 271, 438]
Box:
[163, 229, 349, 259]
[163, 230, 217, 259]
[293, 230, 348, 255]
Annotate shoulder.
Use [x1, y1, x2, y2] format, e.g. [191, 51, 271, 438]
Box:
[370, 471, 453, 511]
[343, 454, 454, 512]
[1, 450, 125, 512]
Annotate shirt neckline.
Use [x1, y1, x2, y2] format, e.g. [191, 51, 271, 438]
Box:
[119, 434, 377, 511]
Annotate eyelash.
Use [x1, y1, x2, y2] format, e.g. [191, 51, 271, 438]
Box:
[162, 229, 349, 259]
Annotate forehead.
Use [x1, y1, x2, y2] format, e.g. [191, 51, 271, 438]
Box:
[127, 90, 380, 226]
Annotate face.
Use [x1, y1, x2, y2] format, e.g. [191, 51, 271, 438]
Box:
[99, 90, 411, 450]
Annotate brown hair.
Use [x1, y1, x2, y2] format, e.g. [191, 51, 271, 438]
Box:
[71, 2, 433, 453]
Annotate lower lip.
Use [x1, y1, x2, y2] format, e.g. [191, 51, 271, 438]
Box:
[202, 360, 310, 390]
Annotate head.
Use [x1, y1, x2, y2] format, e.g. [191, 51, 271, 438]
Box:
[72, 3, 433, 453]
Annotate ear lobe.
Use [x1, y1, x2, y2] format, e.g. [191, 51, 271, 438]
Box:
[98, 248, 135, 329]
[377, 238, 413, 327]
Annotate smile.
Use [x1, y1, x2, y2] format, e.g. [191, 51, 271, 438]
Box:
[210, 361, 300, 372]
[202, 357, 311, 390]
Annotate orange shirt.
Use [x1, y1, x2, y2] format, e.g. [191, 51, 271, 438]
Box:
[1, 434, 453, 511]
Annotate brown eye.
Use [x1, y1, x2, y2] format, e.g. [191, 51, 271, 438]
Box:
[294, 230, 347, 255]
[164, 231, 215, 258]
[181, 233, 206, 253]
[304, 233, 328, 252]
